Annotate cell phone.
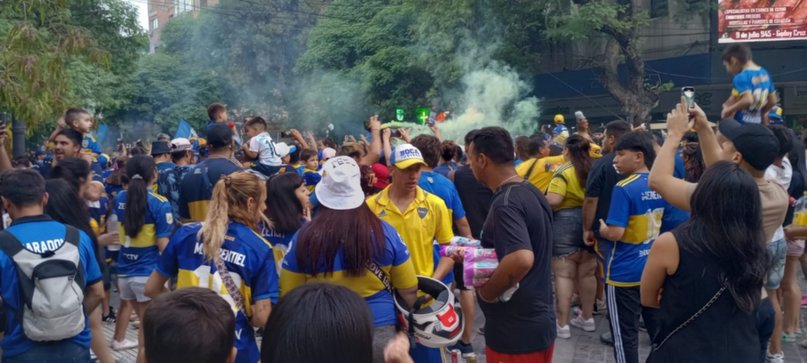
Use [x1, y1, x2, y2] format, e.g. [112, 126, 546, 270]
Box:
[390, 129, 402, 138]
[681, 87, 696, 108]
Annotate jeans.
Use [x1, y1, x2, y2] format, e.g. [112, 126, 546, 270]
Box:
[4, 341, 91, 363]
[756, 298, 775, 363]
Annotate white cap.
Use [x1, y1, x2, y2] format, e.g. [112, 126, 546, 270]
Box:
[390, 143, 426, 169]
[315, 156, 365, 210]
[275, 142, 297, 158]
[170, 138, 193, 152]
[321, 147, 337, 160]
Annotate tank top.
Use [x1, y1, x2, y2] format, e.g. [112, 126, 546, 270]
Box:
[648, 228, 760, 362]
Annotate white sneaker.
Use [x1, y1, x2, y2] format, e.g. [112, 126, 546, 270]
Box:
[571, 315, 596, 332]
[111, 339, 138, 351]
[557, 323, 571, 339]
[766, 351, 784, 363]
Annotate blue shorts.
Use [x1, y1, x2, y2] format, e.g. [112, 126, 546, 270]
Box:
[766, 239, 787, 290]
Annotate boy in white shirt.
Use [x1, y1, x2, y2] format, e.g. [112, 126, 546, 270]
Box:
[243, 117, 283, 177]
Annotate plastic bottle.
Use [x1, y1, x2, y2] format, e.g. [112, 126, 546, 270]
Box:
[794, 191, 807, 227]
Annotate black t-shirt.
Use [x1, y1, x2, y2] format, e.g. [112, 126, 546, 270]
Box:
[478, 181, 555, 353]
[453, 166, 493, 239]
[585, 152, 625, 236]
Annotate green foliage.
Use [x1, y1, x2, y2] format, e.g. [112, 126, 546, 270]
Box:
[0, 0, 146, 135]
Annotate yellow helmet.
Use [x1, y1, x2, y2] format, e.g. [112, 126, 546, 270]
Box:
[554, 114, 565, 124]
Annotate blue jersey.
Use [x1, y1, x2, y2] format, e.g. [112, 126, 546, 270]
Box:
[280, 221, 418, 327]
[732, 67, 775, 124]
[114, 190, 173, 277]
[0, 216, 102, 358]
[81, 134, 102, 156]
[157, 222, 279, 363]
[598, 173, 665, 287]
[418, 171, 466, 220]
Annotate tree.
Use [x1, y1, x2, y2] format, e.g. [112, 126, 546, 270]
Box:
[546, 0, 675, 125]
[0, 0, 105, 128]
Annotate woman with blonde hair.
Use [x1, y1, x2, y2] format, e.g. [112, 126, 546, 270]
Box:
[145, 171, 279, 363]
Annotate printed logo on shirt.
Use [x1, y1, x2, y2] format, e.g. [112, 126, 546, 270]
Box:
[417, 207, 428, 219]
[24, 239, 65, 254]
[379, 210, 387, 217]
[166, 213, 173, 225]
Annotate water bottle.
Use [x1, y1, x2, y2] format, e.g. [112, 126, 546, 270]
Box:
[795, 192, 807, 227]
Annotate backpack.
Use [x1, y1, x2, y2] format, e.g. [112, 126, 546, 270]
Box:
[0, 226, 86, 341]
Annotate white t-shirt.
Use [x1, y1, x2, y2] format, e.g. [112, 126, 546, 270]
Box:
[248, 132, 282, 166]
[765, 156, 792, 243]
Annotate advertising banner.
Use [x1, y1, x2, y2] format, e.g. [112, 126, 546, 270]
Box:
[718, 0, 807, 43]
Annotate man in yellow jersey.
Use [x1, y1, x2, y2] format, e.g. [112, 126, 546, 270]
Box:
[366, 143, 454, 363]
[516, 136, 565, 192]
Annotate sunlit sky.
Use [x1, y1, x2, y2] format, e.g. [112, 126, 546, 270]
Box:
[126, 0, 150, 32]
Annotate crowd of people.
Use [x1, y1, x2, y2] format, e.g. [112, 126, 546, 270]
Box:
[0, 42, 804, 363]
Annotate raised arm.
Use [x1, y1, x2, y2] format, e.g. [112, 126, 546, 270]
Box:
[361, 115, 382, 166]
[648, 97, 697, 211]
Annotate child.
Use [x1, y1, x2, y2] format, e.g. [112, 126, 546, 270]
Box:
[65, 108, 101, 160]
[300, 148, 321, 191]
[598, 132, 665, 363]
[242, 117, 283, 177]
[721, 43, 777, 125]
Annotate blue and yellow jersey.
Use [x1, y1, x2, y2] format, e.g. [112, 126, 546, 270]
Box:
[114, 190, 173, 277]
[260, 223, 304, 270]
[366, 187, 453, 277]
[280, 221, 417, 327]
[0, 216, 102, 358]
[552, 124, 569, 146]
[732, 67, 775, 124]
[156, 222, 278, 363]
[81, 133, 101, 157]
[598, 173, 665, 287]
[179, 158, 241, 222]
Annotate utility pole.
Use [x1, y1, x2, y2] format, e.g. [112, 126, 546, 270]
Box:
[12, 114, 25, 158]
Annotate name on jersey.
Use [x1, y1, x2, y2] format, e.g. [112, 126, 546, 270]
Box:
[25, 239, 65, 254]
[117, 202, 126, 210]
[193, 242, 246, 267]
[752, 74, 770, 85]
[641, 191, 662, 201]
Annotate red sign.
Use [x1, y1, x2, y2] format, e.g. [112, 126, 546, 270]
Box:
[718, 0, 807, 43]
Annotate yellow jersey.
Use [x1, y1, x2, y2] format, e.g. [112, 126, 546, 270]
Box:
[366, 187, 453, 277]
[516, 155, 566, 192]
[547, 162, 585, 210]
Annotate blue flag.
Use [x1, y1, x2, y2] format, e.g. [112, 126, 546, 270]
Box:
[175, 119, 198, 139]
[96, 123, 109, 145]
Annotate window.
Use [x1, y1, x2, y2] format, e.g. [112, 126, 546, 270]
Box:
[650, 0, 669, 18]
[151, 18, 159, 32]
[174, 0, 193, 15]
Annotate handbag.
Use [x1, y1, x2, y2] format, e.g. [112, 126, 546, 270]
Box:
[650, 282, 728, 353]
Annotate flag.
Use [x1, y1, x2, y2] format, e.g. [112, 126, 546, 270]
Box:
[175, 119, 198, 139]
[96, 123, 109, 145]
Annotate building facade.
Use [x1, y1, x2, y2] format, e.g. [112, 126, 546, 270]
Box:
[534, 0, 807, 128]
[148, 0, 220, 53]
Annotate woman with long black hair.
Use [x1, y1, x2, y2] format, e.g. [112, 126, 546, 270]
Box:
[44, 179, 116, 363]
[545, 134, 596, 338]
[113, 155, 173, 359]
[263, 172, 309, 263]
[280, 156, 418, 363]
[642, 161, 769, 362]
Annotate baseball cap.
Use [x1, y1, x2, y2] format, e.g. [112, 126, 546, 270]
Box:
[321, 147, 336, 160]
[390, 144, 426, 169]
[315, 156, 365, 210]
[275, 142, 297, 158]
[718, 118, 779, 171]
[207, 124, 233, 148]
[170, 138, 193, 152]
[769, 106, 783, 123]
[150, 141, 171, 156]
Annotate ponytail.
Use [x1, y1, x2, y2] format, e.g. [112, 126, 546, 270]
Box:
[201, 180, 230, 262]
[124, 155, 155, 238]
[200, 172, 270, 262]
